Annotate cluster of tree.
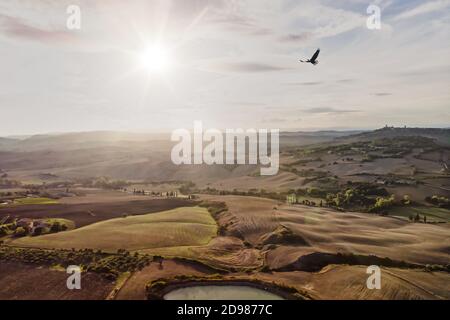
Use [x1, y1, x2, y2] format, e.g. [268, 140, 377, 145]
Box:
[0, 246, 153, 280]
[306, 141, 365, 155]
[294, 187, 329, 198]
[305, 136, 438, 160]
[325, 183, 392, 212]
[369, 195, 396, 214]
[0, 178, 21, 188]
[14, 226, 27, 237]
[0, 222, 24, 238]
[5, 220, 69, 238]
[89, 249, 152, 279]
[201, 183, 399, 214]
[409, 213, 427, 223]
[0, 191, 13, 197]
[425, 195, 450, 209]
[49, 221, 68, 233]
[0, 225, 10, 237]
[370, 136, 437, 158]
[179, 181, 196, 194]
[199, 200, 227, 217]
[283, 167, 330, 180]
[133, 189, 149, 195]
[0, 187, 59, 200]
[131, 189, 178, 197]
[201, 187, 287, 201]
[89, 177, 129, 190]
[299, 199, 323, 207]
[346, 182, 389, 196]
[286, 193, 323, 207]
[288, 157, 322, 166]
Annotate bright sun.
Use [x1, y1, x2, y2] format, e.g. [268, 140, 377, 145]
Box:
[140, 45, 171, 74]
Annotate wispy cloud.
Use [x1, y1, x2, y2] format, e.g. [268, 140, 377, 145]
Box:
[287, 81, 323, 86]
[336, 79, 355, 83]
[303, 107, 359, 114]
[394, 0, 450, 20]
[211, 62, 289, 73]
[395, 65, 450, 77]
[278, 32, 311, 43]
[286, 4, 367, 39]
[205, 5, 272, 36]
[262, 117, 289, 123]
[0, 13, 76, 43]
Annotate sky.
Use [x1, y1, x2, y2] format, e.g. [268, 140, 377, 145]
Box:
[0, 0, 449, 136]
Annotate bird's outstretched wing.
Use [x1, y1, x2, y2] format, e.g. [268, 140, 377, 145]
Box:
[310, 49, 320, 61]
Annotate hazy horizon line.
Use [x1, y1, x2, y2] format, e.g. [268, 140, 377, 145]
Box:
[2, 125, 450, 139]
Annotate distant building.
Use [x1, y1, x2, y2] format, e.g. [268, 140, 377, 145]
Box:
[286, 194, 297, 205]
[30, 221, 50, 234]
[16, 218, 50, 234]
[16, 218, 33, 229]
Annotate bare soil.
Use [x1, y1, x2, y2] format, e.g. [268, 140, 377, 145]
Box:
[0, 198, 194, 228]
[0, 261, 114, 300]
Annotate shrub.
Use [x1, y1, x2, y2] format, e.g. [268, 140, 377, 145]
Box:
[0, 226, 8, 237]
[32, 227, 44, 236]
[14, 227, 27, 237]
[401, 195, 411, 205]
[370, 195, 395, 213]
[425, 195, 450, 208]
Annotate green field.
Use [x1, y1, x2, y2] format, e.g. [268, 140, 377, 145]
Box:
[389, 205, 450, 222]
[12, 197, 58, 205]
[12, 207, 217, 252]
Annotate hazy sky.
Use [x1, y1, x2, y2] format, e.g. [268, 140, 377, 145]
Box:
[0, 0, 449, 135]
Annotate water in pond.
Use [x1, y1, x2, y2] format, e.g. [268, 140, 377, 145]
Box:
[164, 285, 284, 300]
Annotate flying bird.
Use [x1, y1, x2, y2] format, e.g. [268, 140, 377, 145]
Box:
[300, 49, 320, 65]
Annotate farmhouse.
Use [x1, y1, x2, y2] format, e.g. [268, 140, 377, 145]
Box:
[16, 218, 51, 234]
[16, 218, 33, 229]
[30, 221, 51, 234]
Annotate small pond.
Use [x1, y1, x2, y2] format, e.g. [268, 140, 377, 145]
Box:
[164, 285, 284, 300]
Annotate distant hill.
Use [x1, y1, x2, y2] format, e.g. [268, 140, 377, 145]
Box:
[0, 131, 170, 152]
[334, 127, 450, 146]
[280, 130, 365, 147]
[0, 127, 448, 184]
[2, 128, 446, 152]
[0, 130, 365, 152]
[0, 137, 18, 149]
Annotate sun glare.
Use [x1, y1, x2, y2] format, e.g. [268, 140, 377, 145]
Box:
[140, 45, 172, 74]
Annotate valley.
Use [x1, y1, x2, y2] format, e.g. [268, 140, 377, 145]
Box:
[0, 127, 449, 300]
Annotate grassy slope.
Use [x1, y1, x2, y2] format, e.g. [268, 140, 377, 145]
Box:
[0, 261, 115, 300]
[389, 205, 450, 222]
[203, 195, 450, 266]
[13, 198, 58, 205]
[12, 207, 217, 253]
[253, 265, 450, 300]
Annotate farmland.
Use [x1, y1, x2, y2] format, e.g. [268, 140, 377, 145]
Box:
[0, 128, 449, 300]
[12, 207, 217, 252]
[0, 197, 194, 228]
[202, 195, 450, 267]
[0, 261, 115, 300]
[10, 197, 59, 205]
[389, 205, 450, 222]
